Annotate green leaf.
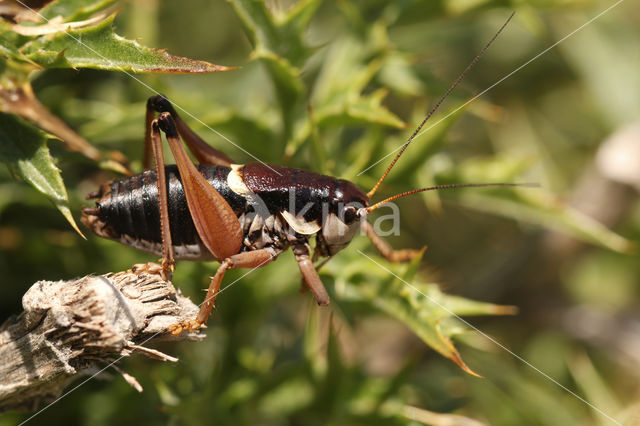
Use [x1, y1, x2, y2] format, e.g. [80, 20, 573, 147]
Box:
[229, 0, 319, 67]
[378, 52, 426, 97]
[228, 0, 321, 138]
[315, 88, 405, 129]
[0, 113, 82, 235]
[41, 0, 118, 21]
[558, 13, 640, 128]
[285, 36, 405, 157]
[567, 351, 623, 425]
[256, 50, 305, 117]
[332, 247, 514, 375]
[455, 190, 634, 253]
[23, 14, 233, 73]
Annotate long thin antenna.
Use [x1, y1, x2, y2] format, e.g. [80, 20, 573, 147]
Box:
[365, 182, 538, 213]
[366, 12, 516, 200]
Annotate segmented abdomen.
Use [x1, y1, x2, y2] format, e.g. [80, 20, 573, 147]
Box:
[85, 165, 248, 260]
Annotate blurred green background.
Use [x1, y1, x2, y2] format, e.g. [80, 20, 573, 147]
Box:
[1, 0, 639, 425]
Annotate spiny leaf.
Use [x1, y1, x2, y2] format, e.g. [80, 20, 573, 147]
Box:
[311, 39, 383, 107]
[229, 0, 319, 67]
[256, 49, 305, 113]
[0, 22, 34, 63]
[23, 13, 234, 73]
[229, 0, 319, 139]
[316, 88, 405, 129]
[229, 0, 315, 99]
[285, 38, 405, 156]
[333, 248, 514, 375]
[0, 113, 82, 235]
[288, 89, 405, 158]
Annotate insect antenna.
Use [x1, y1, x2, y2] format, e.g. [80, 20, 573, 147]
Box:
[366, 12, 516, 200]
[364, 182, 538, 214]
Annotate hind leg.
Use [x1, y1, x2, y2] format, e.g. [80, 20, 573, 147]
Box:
[144, 94, 233, 168]
[168, 248, 277, 335]
[130, 116, 175, 280]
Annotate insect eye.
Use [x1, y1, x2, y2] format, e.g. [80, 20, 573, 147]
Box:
[342, 205, 358, 223]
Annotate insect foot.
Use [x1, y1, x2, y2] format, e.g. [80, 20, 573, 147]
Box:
[167, 319, 203, 336]
[128, 262, 175, 281]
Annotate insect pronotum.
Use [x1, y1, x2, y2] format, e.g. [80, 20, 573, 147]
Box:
[82, 12, 532, 335]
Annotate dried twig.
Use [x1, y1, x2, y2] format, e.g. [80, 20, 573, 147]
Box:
[0, 272, 203, 412]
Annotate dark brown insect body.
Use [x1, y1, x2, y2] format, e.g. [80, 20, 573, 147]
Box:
[83, 163, 368, 261]
[82, 93, 418, 335]
[83, 15, 522, 335]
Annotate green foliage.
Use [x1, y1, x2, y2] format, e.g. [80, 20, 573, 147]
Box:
[0, 0, 232, 229]
[40, 0, 118, 21]
[333, 248, 515, 375]
[1, 0, 639, 425]
[23, 14, 232, 73]
[0, 113, 80, 234]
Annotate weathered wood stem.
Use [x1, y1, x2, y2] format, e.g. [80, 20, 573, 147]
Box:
[0, 272, 202, 412]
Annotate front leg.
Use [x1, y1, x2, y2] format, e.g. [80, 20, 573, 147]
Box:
[168, 248, 277, 336]
[361, 220, 424, 262]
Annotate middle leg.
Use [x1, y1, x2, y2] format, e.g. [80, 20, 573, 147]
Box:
[294, 244, 330, 306]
